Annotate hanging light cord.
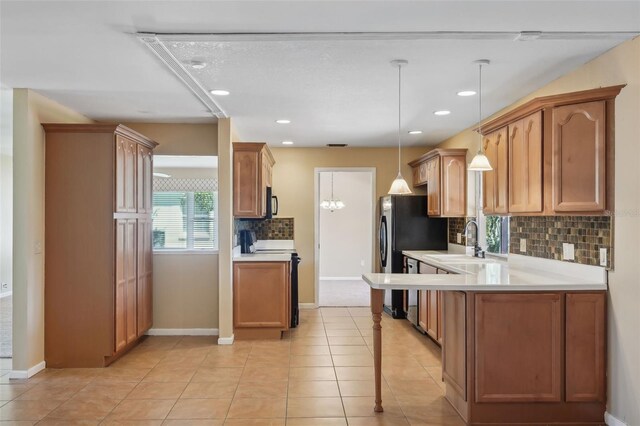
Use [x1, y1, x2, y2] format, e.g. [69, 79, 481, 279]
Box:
[397, 63, 402, 174]
[478, 62, 483, 153]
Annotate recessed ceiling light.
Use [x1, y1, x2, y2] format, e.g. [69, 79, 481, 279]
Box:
[153, 172, 171, 178]
[434, 110, 451, 116]
[189, 60, 207, 69]
[282, 141, 294, 145]
[457, 90, 476, 97]
[408, 130, 423, 135]
[276, 119, 291, 124]
[210, 89, 230, 96]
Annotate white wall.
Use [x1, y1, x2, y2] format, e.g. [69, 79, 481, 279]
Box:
[319, 171, 373, 278]
[0, 87, 13, 295]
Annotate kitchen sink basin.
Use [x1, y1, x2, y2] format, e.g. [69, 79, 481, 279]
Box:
[424, 254, 497, 264]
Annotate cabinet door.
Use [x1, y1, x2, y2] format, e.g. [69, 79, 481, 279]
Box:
[437, 290, 444, 345]
[442, 291, 466, 400]
[260, 151, 269, 217]
[412, 166, 420, 187]
[426, 157, 441, 216]
[116, 138, 137, 213]
[137, 218, 153, 335]
[426, 290, 439, 341]
[418, 290, 428, 331]
[115, 137, 127, 213]
[233, 150, 261, 217]
[552, 101, 606, 212]
[419, 162, 428, 184]
[483, 128, 508, 214]
[115, 220, 127, 352]
[137, 145, 153, 214]
[565, 293, 605, 402]
[115, 219, 138, 351]
[509, 113, 543, 213]
[233, 262, 290, 329]
[124, 219, 138, 344]
[441, 155, 466, 217]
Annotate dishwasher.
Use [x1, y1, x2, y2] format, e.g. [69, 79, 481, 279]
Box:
[405, 258, 422, 331]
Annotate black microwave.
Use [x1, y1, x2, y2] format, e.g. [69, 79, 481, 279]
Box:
[266, 187, 278, 219]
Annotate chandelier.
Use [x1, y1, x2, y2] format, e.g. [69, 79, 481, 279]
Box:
[320, 172, 345, 212]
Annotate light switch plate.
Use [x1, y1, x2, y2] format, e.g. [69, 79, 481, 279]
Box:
[600, 248, 607, 267]
[457, 233, 462, 244]
[34, 241, 42, 254]
[520, 238, 527, 252]
[563, 243, 575, 261]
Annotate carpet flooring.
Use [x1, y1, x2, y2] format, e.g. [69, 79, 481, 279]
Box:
[0, 294, 11, 358]
[318, 279, 370, 307]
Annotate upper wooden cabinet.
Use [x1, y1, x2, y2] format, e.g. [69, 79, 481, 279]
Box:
[409, 148, 467, 218]
[552, 101, 606, 212]
[483, 127, 509, 215]
[43, 124, 157, 367]
[509, 112, 543, 213]
[233, 143, 275, 218]
[478, 85, 623, 215]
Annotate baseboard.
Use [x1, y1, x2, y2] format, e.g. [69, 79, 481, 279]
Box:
[217, 334, 235, 345]
[605, 411, 628, 426]
[146, 328, 219, 336]
[9, 360, 46, 379]
[319, 277, 362, 281]
[299, 303, 318, 309]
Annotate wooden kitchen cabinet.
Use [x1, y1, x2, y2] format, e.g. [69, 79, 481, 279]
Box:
[552, 101, 606, 212]
[478, 85, 622, 215]
[483, 127, 509, 214]
[509, 112, 543, 212]
[233, 142, 275, 218]
[443, 291, 606, 425]
[44, 124, 157, 367]
[418, 262, 444, 344]
[234, 261, 291, 337]
[409, 148, 467, 218]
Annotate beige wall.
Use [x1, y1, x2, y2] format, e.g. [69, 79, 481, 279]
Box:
[434, 36, 640, 424]
[319, 171, 374, 278]
[270, 146, 428, 304]
[125, 123, 220, 331]
[12, 89, 93, 372]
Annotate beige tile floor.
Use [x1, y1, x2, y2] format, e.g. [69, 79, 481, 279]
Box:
[0, 308, 464, 425]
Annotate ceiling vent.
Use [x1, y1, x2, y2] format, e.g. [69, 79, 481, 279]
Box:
[326, 144, 348, 147]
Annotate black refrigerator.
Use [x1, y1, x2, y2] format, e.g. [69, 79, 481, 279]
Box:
[379, 195, 448, 318]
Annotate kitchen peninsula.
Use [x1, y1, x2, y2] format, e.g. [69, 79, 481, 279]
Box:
[363, 252, 607, 425]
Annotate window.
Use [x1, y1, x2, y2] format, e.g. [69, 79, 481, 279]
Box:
[152, 156, 218, 251]
[484, 216, 509, 254]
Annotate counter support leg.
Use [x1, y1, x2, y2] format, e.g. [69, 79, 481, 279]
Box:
[371, 288, 384, 413]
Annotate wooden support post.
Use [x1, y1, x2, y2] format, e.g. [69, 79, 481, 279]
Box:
[371, 288, 385, 413]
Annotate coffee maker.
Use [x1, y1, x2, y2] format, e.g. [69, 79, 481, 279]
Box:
[239, 230, 257, 253]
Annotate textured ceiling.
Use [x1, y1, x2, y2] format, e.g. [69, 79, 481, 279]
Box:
[1, 1, 639, 146]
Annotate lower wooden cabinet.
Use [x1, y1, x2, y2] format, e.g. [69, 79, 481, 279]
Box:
[418, 262, 444, 344]
[233, 261, 291, 332]
[442, 291, 607, 425]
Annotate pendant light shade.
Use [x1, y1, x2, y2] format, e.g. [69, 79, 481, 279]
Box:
[468, 59, 493, 172]
[388, 59, 412, 195]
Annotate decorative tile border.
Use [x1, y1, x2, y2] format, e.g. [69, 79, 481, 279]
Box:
[510, 216, 612, 267]
[448, 217, 476, 246]
[235, 217, 295, 240]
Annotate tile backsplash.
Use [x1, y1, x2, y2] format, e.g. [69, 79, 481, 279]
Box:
[234, 217, 295, 241]
[448, 217, 476, 246]
[510, 216, 612, 267]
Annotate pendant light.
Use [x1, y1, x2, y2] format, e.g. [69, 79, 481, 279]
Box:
[320, 172, 346, 212]
[468, 59, 493, 172]
[388, 59, 413, 195]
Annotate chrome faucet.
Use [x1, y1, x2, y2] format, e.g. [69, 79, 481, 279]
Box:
[464, 219, 485, 258]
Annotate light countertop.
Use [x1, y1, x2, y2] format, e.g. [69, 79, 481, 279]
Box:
[233, 253, 293, 262]
[233, 240, 295, 262]
[362, 251, 607, 291]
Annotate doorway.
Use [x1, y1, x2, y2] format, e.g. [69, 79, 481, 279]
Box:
[315, 168, 375, 307]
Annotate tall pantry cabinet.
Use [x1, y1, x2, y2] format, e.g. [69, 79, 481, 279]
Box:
[44, 124, 158, 367]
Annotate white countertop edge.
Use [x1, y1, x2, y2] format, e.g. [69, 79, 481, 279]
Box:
[233, 253, 292, 262]
[362, 273, 607, 292]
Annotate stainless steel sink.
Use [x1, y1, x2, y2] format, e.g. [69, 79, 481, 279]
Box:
[423, 254, 497, 264]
